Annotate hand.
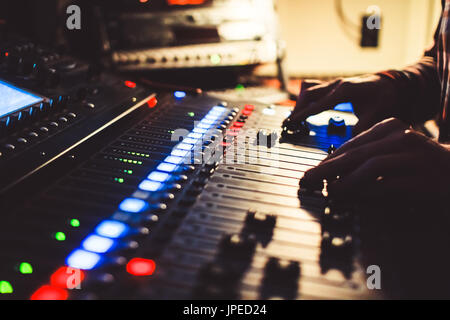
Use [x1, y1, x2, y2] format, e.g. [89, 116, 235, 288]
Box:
[302, 118, 450, 202]
[286, 75, 401, 134]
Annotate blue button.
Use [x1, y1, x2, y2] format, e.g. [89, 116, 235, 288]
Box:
[157, 163, 178, 173]
[147, 172, 170, 182]
[139, 180, 164, 192]
[95, 220, 128, 238]
[82, 235, 114, 253]
[66, 249, 101, 270]
[119, 198, 149, 213]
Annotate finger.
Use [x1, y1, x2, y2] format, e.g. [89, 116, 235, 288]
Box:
[303, 130, 411, 183]
[326, 118, 408, 161]
[352, 110, 383, 136]
[289, 80, 342, 121]
[327, 153, 418, 197]
[290, 82, 350, 122]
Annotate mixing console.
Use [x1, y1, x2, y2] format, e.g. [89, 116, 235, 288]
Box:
[0, 36, 379, 301]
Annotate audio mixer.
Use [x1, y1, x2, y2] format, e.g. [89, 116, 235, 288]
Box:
[0, 36, 379, 300]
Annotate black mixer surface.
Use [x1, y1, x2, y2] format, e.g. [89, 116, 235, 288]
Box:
[0, 78, 378, 299]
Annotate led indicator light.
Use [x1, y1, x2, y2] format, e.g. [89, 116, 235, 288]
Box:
[124, 81, 137, 88]
[174, 91, 187, 99]
[70, 219, 80, 227]
[82, 235, 114, 253]
[55, 232, 66, 242]
[19, 262, 33, 274]
[126, 258, 156, 276]
[66, 249, 101, 270]
[187, 112, 195, 117]
[30, 285, 68, 300]
[95, 220, 128, 238]
[0, 281, 13, 294]
[210, 54, 221, 65]
[119, 198, 148, 213]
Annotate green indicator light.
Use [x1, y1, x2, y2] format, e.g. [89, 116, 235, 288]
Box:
[235, 84, 245, 91]
[0, 281, 13, 294]
[70, 219, 80, 227]
[210, 54, 221, 65]
[55, 232, 66, 241]
[188, 112, 195, 117]
[114, 178, 124, 184]
[169, 130, 174, 134]
[19, 262, 33, 274]
[126, 170, 133, 175]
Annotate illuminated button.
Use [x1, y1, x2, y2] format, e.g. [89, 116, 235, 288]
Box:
[31, 285, 68, 300]
[175, 143, 193, 151]
[148, 172, 170, 182]
[157, 163, 178, 173]
[165, 156, 185, 165]
[50, 267, 85, 289]
[244, 104, 255, 111]
[82, 235, 114, 253]
[188, 133, 203, 139]
[174, 91, 186, 99]
[242, 109, 252, 116]
[211, 106, 227, 113]
[66, 249, 101, 270]
[197, 123, 212, 129]
[126, 258, 156, 276]
[119, 198, 149, 213]
[205, 114, 219, 120]
[172, 149, 189, 157]
[96, 220, 128, 238]
[193, 127, 208, 134]
[233, 122, 244, 128]
[182, 138, 198, 145]
[139, 180, 163, 192]
[200, 118, 217, 125]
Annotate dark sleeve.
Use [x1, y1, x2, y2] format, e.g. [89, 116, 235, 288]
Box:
[375, 15, 442, 124]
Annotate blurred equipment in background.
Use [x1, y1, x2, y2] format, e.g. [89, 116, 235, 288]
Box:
[67, 0, 282, 73]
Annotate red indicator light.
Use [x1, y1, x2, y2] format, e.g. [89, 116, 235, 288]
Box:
[30, 285, 68, 300]
[126, 258, 156, 276]
[50, 267, 85, 289]
[233, 122, 244, 128]
[244, 104, 255, 111]
[147, 97, 158, 108]
[124, 81, 137, 89]
[242, 110, 252, 116]
[4, 52, 9, 57]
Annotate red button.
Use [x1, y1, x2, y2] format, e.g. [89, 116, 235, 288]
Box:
[147, 97, 158, 108]
[50, 267, 85, 289]
[124, 81, 137, 89]
[242, 110, 252, 116]
[30, 285, 69, 300]
[244, 104, 255, 111]
[233, 122, 244, 128]
[126, 258, 156, 276]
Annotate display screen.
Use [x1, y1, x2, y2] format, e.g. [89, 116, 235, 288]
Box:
[0, 80, 43, 118]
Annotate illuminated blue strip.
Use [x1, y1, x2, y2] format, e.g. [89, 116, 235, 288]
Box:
[65, 104, 228, 270]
